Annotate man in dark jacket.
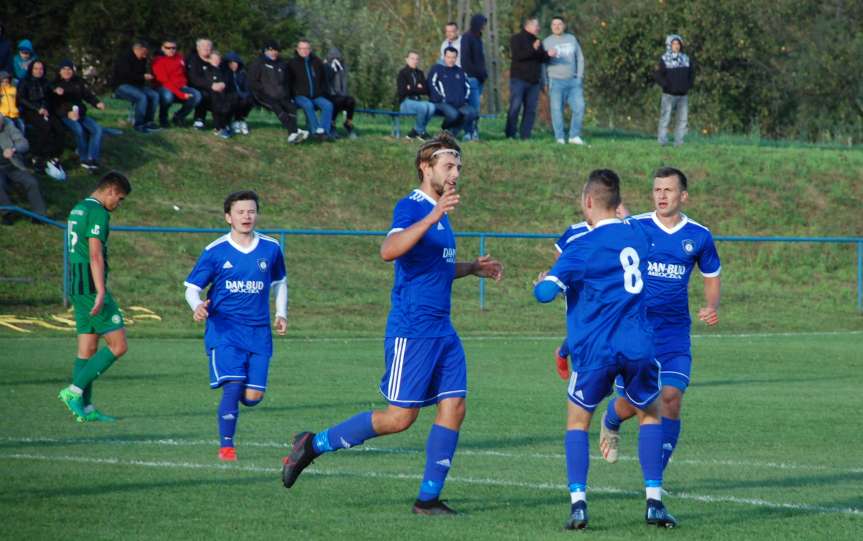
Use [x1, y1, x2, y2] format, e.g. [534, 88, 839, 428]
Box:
[397, 51, 436, 140]
[655, 34, 694, 146]
[247, 41, 308, 144]
[459, 14, 487, 140]
[324, 48, 357, 138]
[427, 47, 476, 138]
[224, 51, 254, 135]
[287, 40, 334, 140]
[0, 24, 12, 75]
[506, 17, 557, 139]
[185, 38, 217, 129]
[111, 40, 160, 133]
[0, 112, 47, 224]
[55, 60, 106, 170]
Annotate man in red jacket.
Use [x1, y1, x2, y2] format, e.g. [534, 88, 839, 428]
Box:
[152, 39, 203, 128]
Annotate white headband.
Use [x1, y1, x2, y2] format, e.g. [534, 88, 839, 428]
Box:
[431, 148, 461, 159]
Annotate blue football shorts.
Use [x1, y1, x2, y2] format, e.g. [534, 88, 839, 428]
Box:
[569, 357, 661, 412]
[379, 334, 467, 408]
[208, 345, 271, 391]
[614, 351, 692, 394]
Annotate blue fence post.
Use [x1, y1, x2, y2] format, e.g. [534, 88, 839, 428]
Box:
[279, 233, 286, 253]
[479, 234, 486, 310]
[857, 242, 862, 313]
[62, 225, 69, 308]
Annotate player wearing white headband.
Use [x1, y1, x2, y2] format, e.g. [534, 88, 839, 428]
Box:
[281, 133, 503, 515]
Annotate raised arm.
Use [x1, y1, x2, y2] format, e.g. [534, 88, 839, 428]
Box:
[380, 191, 458, 261]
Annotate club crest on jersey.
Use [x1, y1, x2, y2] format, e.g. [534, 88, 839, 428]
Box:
[257, 259, 268, 272]
[682, 239, 695, 254]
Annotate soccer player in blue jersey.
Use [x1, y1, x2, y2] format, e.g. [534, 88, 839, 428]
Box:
[534, 169, 677, 529]
[598, 167, 720, 475]
[184, 190, 288, 462]
[551, 221, 591, 380]
[281, 133, 503, 515]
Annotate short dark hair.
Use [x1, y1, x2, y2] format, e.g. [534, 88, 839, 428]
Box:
[523, 16, 539, 27]
[223, 190, 260, 214]
[96, 171, 132, 195]
[551, 15, 566, 23]
[445, 21, 458, 28]
[297, 38, 311, 46]
[415, 132, 462, 182]
[654, 166, 688, 190]
[443, 46, 458, 57]
[132, 39, 149, 49]
[584, 169, 621, 210]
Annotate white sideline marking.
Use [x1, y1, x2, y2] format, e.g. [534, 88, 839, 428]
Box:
[3, 436, 862, 475]
[0, 452, 860, 516]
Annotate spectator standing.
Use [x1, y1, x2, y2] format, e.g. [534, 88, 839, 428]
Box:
[247, 41, 308, 144]
[543, 16, 586, 145]
[288, 40, 334, 141]
[224, 52, 254, 135]
[111, 40, 160, 134]
[13, 40, 37, 82]
[323, 48, 357, 139]
[655, 34, 694, 147]
[397, 51, 436, 140]
[54, 60, 106, 171]
[186, 38, 216, 129]
[439, 22, 462, 67]
[506, 17, 557, 140]
[16, 61, 66, 177]
[0, 112, 47, 224]
[152, 39, 202, 128]
[459, 14, 488, 141]
[0, 24, 11, 75]
[428, 47, 476, 138]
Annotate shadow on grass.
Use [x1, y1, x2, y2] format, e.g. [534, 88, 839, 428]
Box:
[691, 375, 848, 388]
[685, 472, 863, 492]
[2, 373, 174, 386]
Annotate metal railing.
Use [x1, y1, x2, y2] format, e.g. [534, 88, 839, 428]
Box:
[3, 206, 862, 312]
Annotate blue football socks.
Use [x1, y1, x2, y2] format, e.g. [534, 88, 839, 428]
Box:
[661, 417, 681, 470]
[218, 383, 243, 448]
[417, 424, 459, 501]
[604, 398, 622, 431]
[313, 411, 377, 454]
[638, 423, 664, 500]
[565, 429, 589, 507]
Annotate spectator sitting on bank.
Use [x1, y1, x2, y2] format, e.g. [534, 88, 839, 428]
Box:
[54, 60, 106, 171]
[13, 40, 37, 83]
[185, 38, 216, 129]
[288, 39, 334, 141]
[0, 112, 48, 225]
[397, 51, 436, 141]
[15, 61, 66, 180]
[224, 51, 254, 135]
[427, 47, 476, 139]
[0, 71, 24, 131]
[152, 38, 202, 128]
[205, 51, 240, 139]
[323, 47, 357, 139]
[111, 39, 160, 134]
[247, 40, 308, 144]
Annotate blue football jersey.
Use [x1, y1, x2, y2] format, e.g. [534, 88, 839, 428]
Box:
[632, 212, 720, 355]
[545, 218, 654, 370]
[385, 189, 457, 338]
[185, 232, 287, 354]
[554, 221, 591, 254]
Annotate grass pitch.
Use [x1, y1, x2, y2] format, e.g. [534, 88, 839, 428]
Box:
[1, 333, 861, 540]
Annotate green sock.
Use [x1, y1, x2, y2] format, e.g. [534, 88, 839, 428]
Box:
[72, 348, 118, 389]
[72, 358, 93, 406]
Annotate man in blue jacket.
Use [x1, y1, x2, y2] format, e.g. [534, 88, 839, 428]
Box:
[427, 48, 477, 139]
[459, 14, 487, 141]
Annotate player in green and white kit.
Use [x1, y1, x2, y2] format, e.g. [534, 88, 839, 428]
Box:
[58, 172, 132, 422]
